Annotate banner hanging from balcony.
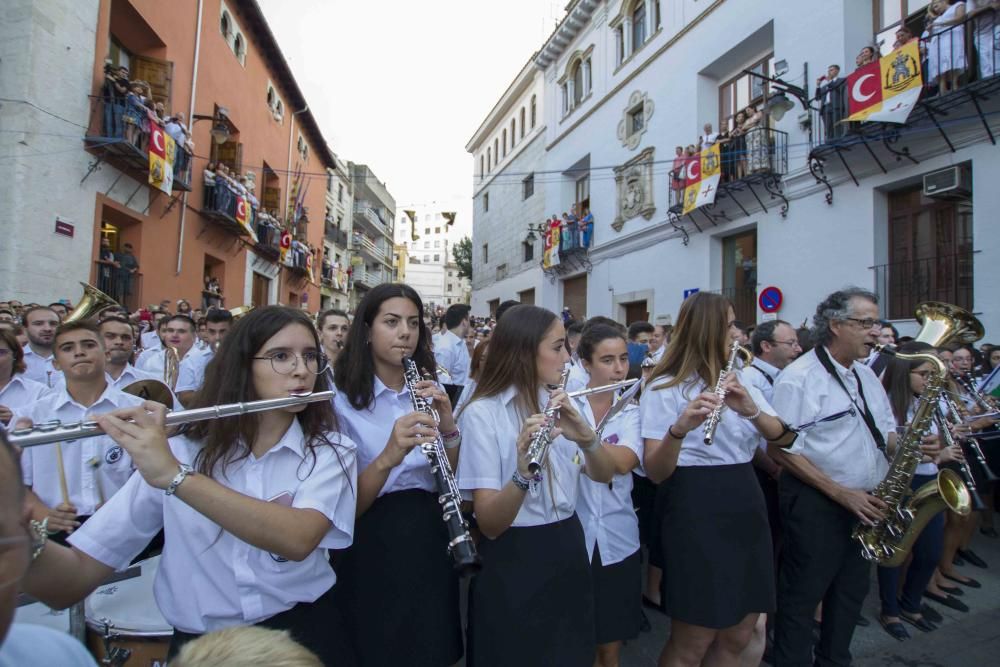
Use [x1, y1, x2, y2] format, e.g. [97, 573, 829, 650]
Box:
[845, 39, 922, 124]
[681, 143, 721, 215]
[542, 216, 561, 269]
[148, 117, 176, 194]
[235, 196, 258, 243]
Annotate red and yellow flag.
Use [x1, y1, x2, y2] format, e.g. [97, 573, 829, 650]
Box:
[234, 196, 258, 242]
[148, 116, 175, 194]
[681, 143, 721, 215]
[846, 39, 922, 124]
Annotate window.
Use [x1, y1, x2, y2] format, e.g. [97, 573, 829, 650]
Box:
[874, 1, 931, 55]
[434, 227, 440, 233]
[655, 0, 662, 29]
[487, 148, 492, 171]
[447, 283, 454, 292]
[274, 100, 283, 120]
[423, 241, 430, 249]
[494, 139, 499, 164]
[562, 83, 569, 115]
[718, 54, 774, 131]
[220, 10, 231, 36]
[424, 227, 431, 235]
[267, 86, 275, 106]
[616, 27, 625, 65]
[337, 184, 343, 203]
[424, 255, 430, 262]
[482, 243, 489, 264]
[523, 173, 534, 199]
[632, 1, 647, 49]
[523, 240, 534, 262]
[502, 129, 508, 157]
[483, 192, 489, 212]
[511, 118, 516, 146]
[520, 107, 526, 138]
[448, 271, 454, 277]
[572, 62, 584, 107]
[576, 173, 590, 212]
[629, 106, 645, 134]
[531, 95, 537, 128]
[480, 155, 484, 177]
[434, 254, 440, 262]
[434, 240, 440, 248]
[233, 33, 245, 60]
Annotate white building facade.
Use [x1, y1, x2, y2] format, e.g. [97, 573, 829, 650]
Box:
[469, 0, 1000, 335]
[321, 156, 354, 311]
[394, 204, 472, 309]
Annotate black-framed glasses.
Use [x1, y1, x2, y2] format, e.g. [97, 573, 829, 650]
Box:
[252, 351, 328, 375]
[842, 317, 880, 330]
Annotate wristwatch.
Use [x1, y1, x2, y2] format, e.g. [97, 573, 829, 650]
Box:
[165, 463, 196, 496]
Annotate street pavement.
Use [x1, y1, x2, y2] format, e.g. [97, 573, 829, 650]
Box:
[621, 529, 1000, 666]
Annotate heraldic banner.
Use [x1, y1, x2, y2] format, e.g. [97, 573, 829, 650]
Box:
[846, 39, 922, 124]
[235, 196, 258, 243]
[682, 143, 721, 215]
[148, 117, 176, 194]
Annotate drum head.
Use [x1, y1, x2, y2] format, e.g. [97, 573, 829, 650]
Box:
[122, 379, 173, 407]
[86, 555, 171, 635]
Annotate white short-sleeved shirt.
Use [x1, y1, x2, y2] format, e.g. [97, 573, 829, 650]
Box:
[574, 394, 642, 565]
[334, 376, 436, 496]
[0, 623, 97, 667]
[433, 329, 470, 386]
[640, 370, 776, 467]
[140, 330, 161, 351]
[565, 359, 590, 394]
[135, 348, 199, 392]
[21, 344, 61, 387]
[68, 420, 357, 634]
[15, 384, 144, 514]
[743, 358, 782, 452]
[0, 375, 50, 424]
[458, 386, 584, 527]
[771, 348, 894, 491]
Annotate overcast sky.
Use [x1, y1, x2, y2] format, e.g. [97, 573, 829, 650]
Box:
[258, 0, 566, 233]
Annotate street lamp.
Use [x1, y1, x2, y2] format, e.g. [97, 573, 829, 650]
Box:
[742, 64, 819, 123]
[525, 222, 547, 243]
[192, 107, 232, 144]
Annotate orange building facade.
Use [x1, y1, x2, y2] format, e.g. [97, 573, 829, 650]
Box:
[84, 0, 334, 312]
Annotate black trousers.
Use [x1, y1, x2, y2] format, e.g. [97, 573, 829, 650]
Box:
[773, 473, 870, 667]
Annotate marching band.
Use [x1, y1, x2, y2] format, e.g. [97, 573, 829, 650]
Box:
[0, 283, 997, 667]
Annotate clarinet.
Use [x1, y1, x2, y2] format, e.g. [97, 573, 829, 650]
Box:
[402, 357, 482, 575]
[526, 368, 571, 474]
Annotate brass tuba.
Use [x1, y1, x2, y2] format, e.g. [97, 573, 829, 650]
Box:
[64, 282, 120, 323]
[853, 301, 981, 566]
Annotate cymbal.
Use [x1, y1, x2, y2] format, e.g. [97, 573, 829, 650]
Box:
[122, 379, 174, 407]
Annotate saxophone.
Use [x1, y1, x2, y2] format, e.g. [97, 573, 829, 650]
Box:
[853, 348, 971, 566]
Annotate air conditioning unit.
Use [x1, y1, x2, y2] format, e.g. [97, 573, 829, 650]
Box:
[923, 166, 971, 200]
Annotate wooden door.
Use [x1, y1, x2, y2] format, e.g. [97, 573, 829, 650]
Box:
[518, 288, 535, 305]
[624, 300, 649, 324]
[251, 272, 270, 307]
[562, 275, 588, 322]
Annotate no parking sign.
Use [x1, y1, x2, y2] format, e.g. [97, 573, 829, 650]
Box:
[758, 286, 783, 313]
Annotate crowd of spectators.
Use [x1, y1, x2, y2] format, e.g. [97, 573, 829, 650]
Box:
[541, 203, 595, 258]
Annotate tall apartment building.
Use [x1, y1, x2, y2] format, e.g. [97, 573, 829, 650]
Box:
[350, 163, 397, 302]
[394, 204, 472, 310]
[321, 155, 353, 311]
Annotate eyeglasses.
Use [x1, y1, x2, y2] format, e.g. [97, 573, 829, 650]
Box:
[842, 317, 880, 330]
[0, 534, 30, 591]
[252, 350, 328, 375]
[771, 339, 801, 348]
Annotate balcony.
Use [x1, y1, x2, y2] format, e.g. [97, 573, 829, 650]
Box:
[252, 216, 282, 262]
[82, 96, 192, 193]
[352, 267, 389, 289]
[93, 260, 142, 312]
[352, 233, 389, 264]
[808, 10, 1000, 203]
[541, 217, 593, 279]
[283, 243, 312, 278]
[200, 182, 254, 239]
[870, 252, 976, 320]
[667, 128, 790, 245]
[325, 227, 349, 249]
[352, 201, 391, 237]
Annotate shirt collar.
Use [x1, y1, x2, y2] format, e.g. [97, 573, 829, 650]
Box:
[22, 344, 52, 361]
[500, 385, 518, 405]
[265, 418, 307, 459]
[0, 374, 30, 393]
[373, 375, 410, 401]
[753, 357, 782, 378]
[51, 380, 119, 412]
[822, 346, 855, 377]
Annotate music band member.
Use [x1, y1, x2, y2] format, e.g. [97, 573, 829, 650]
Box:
[0, 329, 49, 428]
[458, 305, 615, 667]
[332, 284, 464, 667]
[20, 307, 358, 664]
[434, 303, 472, 405]
[317, 308, 350, 369]
[769, 288, 898, 667]
[20, 306, 62, 387]
[202, 307, 234, 352]
[574, 324, 644, 666]
[641, 293, 791, 667]
[98, 316, 160, 388]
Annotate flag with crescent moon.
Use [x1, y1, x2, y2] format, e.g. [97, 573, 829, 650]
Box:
[235, 196, 258, 242]
[148, 116, 175, 194]
[846, 39, 922, 124]
[681, 143, 721, 215]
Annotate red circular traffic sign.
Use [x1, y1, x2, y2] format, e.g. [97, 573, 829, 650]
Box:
[758, 286, 783, 313]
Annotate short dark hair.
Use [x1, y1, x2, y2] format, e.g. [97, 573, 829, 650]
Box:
[583, 316, 627, 336]
[98, 315, 132, 329]
[879, 320, 900, 340]
[577, 324, 627, 362]
[165, 314, 196, 332]
[54, 320, 102, 346]
[627, 321, 654, 340]
[21, 306, 59, 324]
[750, 319, 791, 355]
[444, 304, 471, 329]
[0, 309, 14, 317]
[317, 309, 349, 331]
[48, 302, 67, 310]
[566, 322, 584, 337]
[205, 308, 234, 325]
[495, 300, 520, 321]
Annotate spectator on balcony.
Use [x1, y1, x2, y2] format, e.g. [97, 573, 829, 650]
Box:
[728, 113, 747, 179]
[165, 112, 192, 180]
[968, 0, 999, 79]
[580, 205, 594, 249]
[97, 237, 119, 300]
[698, 122, 719, 149]
[117, 243, 139, 306]
[176, 300, 193, 317]
[743, 105, 769, 174]
[153, 101, 166, 126]
[893, 25, 915, 49]
[682, 144, 699, 186]
[101, 63, 128, 138]
[670, 146, 686, 205]
[926, 1, 968, 92]
[562, 210, 577, 251]
[123, 82, 148, 150]
[855, 45, 878, 69]
[815, 64, 846, 142]
[203, 162, 216, 209]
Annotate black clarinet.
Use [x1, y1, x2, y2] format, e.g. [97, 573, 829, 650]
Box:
[402, 357, 482, 575]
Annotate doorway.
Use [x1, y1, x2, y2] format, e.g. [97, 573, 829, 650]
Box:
[623, 300, 649, 325]
[562, 275, 588, 321]
[251, 272, 270, 308]
[722, 229, 757, 324]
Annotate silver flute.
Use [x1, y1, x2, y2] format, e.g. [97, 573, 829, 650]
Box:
[7, 392, 335, 448]
[526, 368, 571, 474]
[402, 358, 481, 575]
[567, 378, 639, 399]
[703, 342, 753, 446]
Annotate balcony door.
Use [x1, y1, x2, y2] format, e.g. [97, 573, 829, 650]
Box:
[722, 229, 757, 324]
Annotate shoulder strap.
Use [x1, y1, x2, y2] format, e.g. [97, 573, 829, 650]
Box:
[814, 346, 888, 458]
[750, 364, 774, 386]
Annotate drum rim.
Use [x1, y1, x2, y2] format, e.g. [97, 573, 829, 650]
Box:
[85, 618, 173, 638]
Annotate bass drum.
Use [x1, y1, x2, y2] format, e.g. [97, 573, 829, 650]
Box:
[85, 555, 172, 665]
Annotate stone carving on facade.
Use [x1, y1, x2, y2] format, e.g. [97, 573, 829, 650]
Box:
[612, 146, 655, 232]
[617, 90, 654, 150]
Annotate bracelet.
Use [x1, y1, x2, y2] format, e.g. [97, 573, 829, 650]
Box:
[442, 432, 462, 450]
[668, 424, 687, 440]
[440, 428, 460, 441]
[582, 432, 602, 453]
[742, 405, 762, 421]
[165, 463, 195, 496]
[29, 518, 48, 560]
[511, 471, 531, 491]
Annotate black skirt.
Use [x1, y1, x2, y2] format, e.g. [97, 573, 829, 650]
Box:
[331, 489, 463, 667]
[592, 545, 642, 644]
[468, 514, 595, 667]
[658, 463, 775, 629]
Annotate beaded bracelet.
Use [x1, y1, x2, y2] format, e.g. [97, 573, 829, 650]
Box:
[511, 470, 531, 491]
[742, 406, 762, 421]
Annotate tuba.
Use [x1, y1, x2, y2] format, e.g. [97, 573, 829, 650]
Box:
[853, 301, 981, 566]
[64, 282, 120, 323]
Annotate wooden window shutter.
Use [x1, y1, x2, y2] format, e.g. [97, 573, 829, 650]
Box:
[131, 54, 173, 109]
[263, 186, 281, 211]
[235, 143, 243, 176]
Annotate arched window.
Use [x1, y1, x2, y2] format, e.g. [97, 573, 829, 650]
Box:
[502, 129, 507, 157]
[233, 33, 245, 60]
[572, 61, 584, 107]
[480, 155, 484, 177]
[510, 118, 516, 146]
[487, 147, 492, 171]
[494, 138, 499, 164]
[520, 107, 526, 138]
[531, 95, 537, 128]
[220, 11, 231, 36]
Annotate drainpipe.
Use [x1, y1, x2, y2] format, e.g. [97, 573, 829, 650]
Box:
[176, 0, 204, 275]
[282, 104, 308, 302]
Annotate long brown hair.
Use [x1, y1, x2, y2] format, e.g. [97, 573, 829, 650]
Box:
[469, 339, 489, 381]
[462, 305, 557, 418]
[0, 328, 26, 376]
[180, 306, 342, 478]
[881, 341, 936, 426]
[649, 292, 732, 392]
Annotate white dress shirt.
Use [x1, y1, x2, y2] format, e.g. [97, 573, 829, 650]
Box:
[334, 376, 436, 496]
[135, 348, 199, 392]
[68, 420, 358, 634]
[649, 346, 665, 365]
[565, 359, 590, 394]
[0, 374, 50, 424]
[771, 348, 894, 491]
[640, 370, 776, 467]
[15, 383, 145, 514]
[458, 386, 584, 527]
[21, 344, 62, 387]
[140, 330, 162, 351]
[433, 329, 470, 386]
[574, 394, 642, 565]
[454, 379, 478, 413]
[743, 358, 782, 452]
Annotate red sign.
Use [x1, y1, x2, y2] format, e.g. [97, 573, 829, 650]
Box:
[758, 286, 783, 313]
[54, 218, 74, 238]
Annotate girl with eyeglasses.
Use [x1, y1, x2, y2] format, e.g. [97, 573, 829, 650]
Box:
[331, 284, 464, 667]
[19, 306, 358, 664]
